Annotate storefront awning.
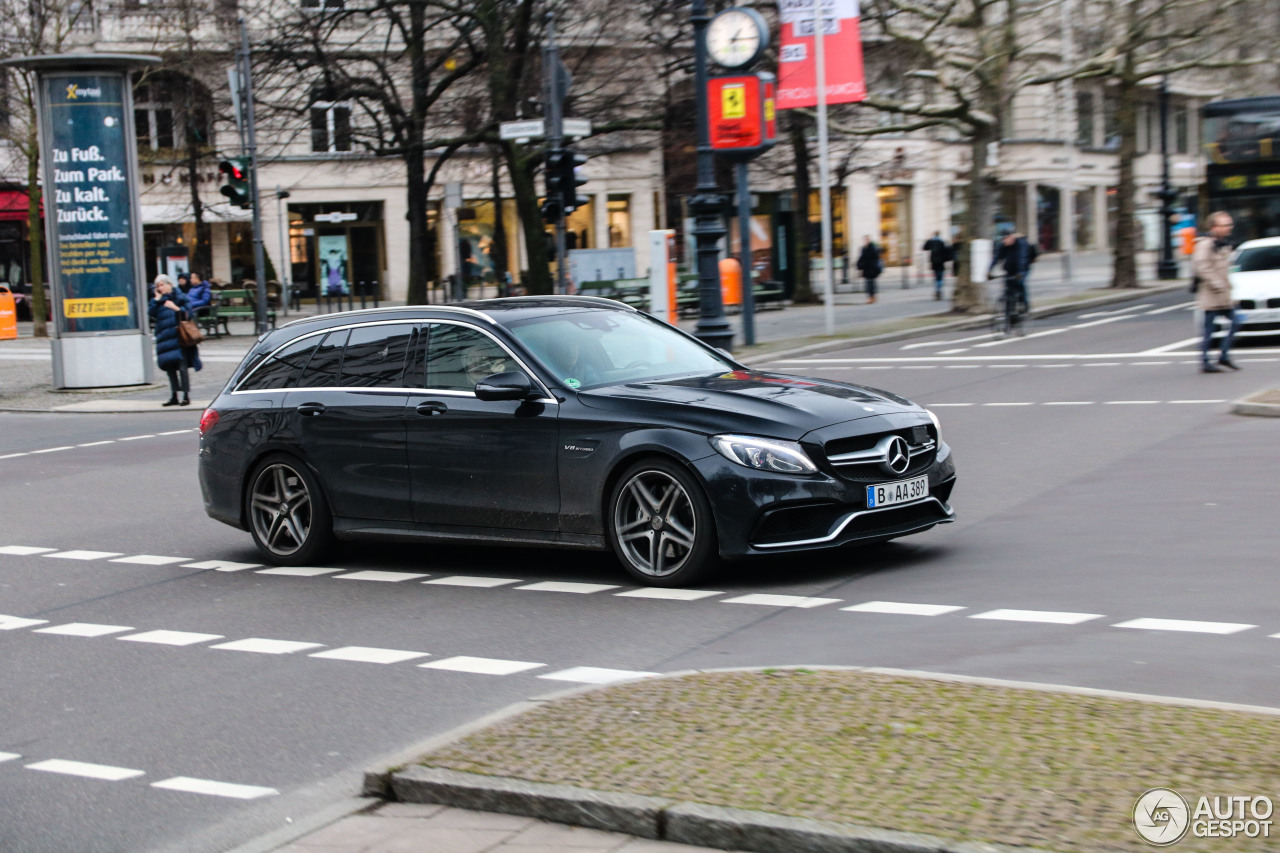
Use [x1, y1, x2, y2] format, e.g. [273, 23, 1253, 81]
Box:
[0, 190, 40, 222]
[140, 202, 253, 224]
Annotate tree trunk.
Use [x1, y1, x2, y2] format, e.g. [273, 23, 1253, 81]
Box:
[490, 146, 509, 293]
[405, 4, 430, 305]
[953, 128, 996, 313]
[1111, 75, 1140, 289]
[789, 115, 816, 304]
[506, 144, 552, 295]
[26, 118, 48, 338]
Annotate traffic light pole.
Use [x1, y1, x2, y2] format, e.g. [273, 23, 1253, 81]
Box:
[238, 19, 270, 334]
[544, 15, 568, 295]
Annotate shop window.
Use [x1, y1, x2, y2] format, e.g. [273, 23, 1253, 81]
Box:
[1174, 106, 1189, 154]
[1076, 92, 1095, 148]
[311, 86, 352, 153]
[565, 200, 594, 250]
[807, 188, 846, 258]
[875, 186, 909, 265]
[1075, 188, 1094, 250]
[607, 196, 631, 248]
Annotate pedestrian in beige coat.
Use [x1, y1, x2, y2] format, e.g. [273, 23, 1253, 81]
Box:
[1193, 211, 1240, 373]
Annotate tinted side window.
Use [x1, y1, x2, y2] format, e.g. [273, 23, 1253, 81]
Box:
[425, 324, 515, 392]
[340, 324, 413, 387]
[296, 329, 349, 387]
[237, 336, 320, 391]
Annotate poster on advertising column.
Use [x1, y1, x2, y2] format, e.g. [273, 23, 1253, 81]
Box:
[777, 0, 867, 110]
[40, 73, 143, 335]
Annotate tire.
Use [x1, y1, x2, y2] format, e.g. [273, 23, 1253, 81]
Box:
[245, 454, 335, 566]
[607, 457, 719, 587]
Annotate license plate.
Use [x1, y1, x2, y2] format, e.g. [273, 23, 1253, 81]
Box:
[1243, 308, 1280, 322]
[866, 475, 929, 508]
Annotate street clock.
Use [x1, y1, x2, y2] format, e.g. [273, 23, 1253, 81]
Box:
[706, 7, 769, 70]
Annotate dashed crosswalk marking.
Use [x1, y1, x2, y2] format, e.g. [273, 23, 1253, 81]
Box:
[420, 656, 545, 676]
[255, 567, 341, 577]
[150, 777, 278, 800]
[970, 609, 1103, 625]
[516, 581, 620, 594]
[27, 759, 145, 781]
[109, 555, 192, 566]
[119, 630, 225, 646]
[539, 666, 658, 684]
[843, 601, 965, 616]
[1113, 618, 1255, 635]
[0, 430, 197, 462]
[0, 615, 47, 630]
[424, 576, 521, 588]
[310, 646, 429, 664]
[722, 593, 841, 609]
[35, 622, 134, 637]
[183, 560, 261, 572]
[0, 546, 55, 556]
[336, 570, 429, 582]
[43, 550, 123, 561]
[211, 638, 324, 655]
[615, 588, 725, 601]
[0, 753, 20, 763]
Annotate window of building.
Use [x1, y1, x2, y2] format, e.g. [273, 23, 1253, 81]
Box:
[607, 196, 631, 248]
[1076, 92, 1095, 148]
[807, 187, 847, 259]
[311, 87, 352, 153]
[875, 186, 908, 265]
[1174, 105, 1189, 154]
[1102, 95, 1120, 151]
[135, 82, 174, 150]
[0, 71, 9, 137]
[301, 0, 344, 9]
[133, 74, 212, 152]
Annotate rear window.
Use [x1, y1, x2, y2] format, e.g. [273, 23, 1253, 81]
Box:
[339, 325, 413, 387]
[237, 336, 320, 391]
[1236, 246, 1280, 272]
[296, 329, 349, 387]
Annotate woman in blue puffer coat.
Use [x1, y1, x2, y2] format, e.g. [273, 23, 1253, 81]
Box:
[149, 274, 191, 406]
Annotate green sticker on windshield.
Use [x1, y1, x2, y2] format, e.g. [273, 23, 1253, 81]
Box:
[565, 378, 582, 389]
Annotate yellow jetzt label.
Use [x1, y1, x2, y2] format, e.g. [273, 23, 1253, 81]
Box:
[63, 297, 130, 318]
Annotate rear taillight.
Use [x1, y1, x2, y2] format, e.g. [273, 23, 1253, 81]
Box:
[199, 408, 220, 437]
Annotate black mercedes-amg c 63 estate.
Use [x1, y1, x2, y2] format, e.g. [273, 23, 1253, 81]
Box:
[198, 297, 956, 586]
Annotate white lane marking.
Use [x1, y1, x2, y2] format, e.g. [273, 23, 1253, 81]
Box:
[983, 402, 1034, 407]
[31, 446, 74, 454]
[119, 435, 156, 442]
[27, 759, 145, 781]
[614, 588, 725, 601]
[76, 441, 115, 448]
[1105, 400, 1160, 405]
[944, 365, 984, 369]
[0, 615, 47, 630]
[973, 328, 1066, 348]
[1071, 314, 1141, 331]
[424, 576, 521, 588]
[777, 351, 1280, 364]
[0, 546, 56, 555]
[35, 623, 134, 637]
[157, 429, 193, 436]
[1079, 304, 1152, 318]
[1044, 401, 1095, 406]
[538, 667, 659, 684]
[1131, 361, 1171, 366]
[43, 550, 123, 561]
[109, 555, 191, 566]
[970, 609, 1103, 625]
[118, 630, 224, 646]
[255, 567, 341, 577]
[1142, 336, 1201, 353]
[1034, 364, 1072, 368]
[1084, 362, 1122, 367]
[151, 777, 278, 799]
[1144, 301, 1196, 315]
[0, 453, 29, 459]
[211, 638, 324, 654]
[843, 601, 965, 616]
[420, 656, 545, 676]
[721, 593, 841, 609]
[1114, 618, 1254, 635]
[336, 570, 429, 583]
[516, 581, 620, 594]
[1169, 399, 1226, 405]
[901, 365, 936, 370]
[901, 330, 1000, 350]
[310, 647, 429, 664]
[926, 402, 973, 407]
[0, 753, 20, 763]
[184, 560, 261, 572]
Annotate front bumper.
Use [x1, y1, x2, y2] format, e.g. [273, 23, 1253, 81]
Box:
[692, 441, 956, 559]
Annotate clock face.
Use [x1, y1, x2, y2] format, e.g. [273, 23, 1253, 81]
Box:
[706, 8, 768, 69]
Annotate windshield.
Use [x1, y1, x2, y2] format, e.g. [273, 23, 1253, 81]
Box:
[507, 310, 734, 389]
[1235, 245, 1280, 272]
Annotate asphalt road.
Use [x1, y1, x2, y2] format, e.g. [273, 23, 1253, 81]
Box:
[1, 289, 1277, 852]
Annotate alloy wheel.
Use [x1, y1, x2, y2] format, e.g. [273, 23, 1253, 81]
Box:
[249, 462, 314, 558]
[612, 469, 699, 578]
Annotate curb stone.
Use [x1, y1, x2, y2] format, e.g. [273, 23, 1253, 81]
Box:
[1231, 389, 1280, 417]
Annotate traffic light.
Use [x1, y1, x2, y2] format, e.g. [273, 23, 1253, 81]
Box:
[558, 151, 588, 214]
[219, 157, 251, 209]
[544, 150, 567, 214]
[540, 197, 562, 223]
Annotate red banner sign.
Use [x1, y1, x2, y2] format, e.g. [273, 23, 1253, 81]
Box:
[709, 73, 778, 160]
[777, 0, 866, 110]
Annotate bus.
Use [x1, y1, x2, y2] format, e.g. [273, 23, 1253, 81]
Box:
[1202, 96, 1280, 243]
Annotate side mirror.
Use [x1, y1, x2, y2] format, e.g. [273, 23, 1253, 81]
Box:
[474, 371, 536, 401]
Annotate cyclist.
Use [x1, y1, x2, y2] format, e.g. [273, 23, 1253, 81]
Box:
[989, 231, 1037, 329]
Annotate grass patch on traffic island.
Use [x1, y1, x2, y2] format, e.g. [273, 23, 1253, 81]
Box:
[419, 669, 1280, 852]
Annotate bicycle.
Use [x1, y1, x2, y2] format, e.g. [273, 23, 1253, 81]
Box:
[989, 274, 1030, 338]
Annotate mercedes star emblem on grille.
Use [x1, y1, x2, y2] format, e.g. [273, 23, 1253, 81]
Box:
[881, 435, 911, 475]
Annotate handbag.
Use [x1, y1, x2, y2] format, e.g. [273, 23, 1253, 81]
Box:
[1189, 275, 1201, 294]
[178, 316, 204, 347]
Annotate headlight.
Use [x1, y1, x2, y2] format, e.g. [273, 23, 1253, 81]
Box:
[711, 434, 817, 474]
[925, 408, 942, 442]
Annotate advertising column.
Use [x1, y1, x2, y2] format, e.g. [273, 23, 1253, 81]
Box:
[4, 54, 158, 388]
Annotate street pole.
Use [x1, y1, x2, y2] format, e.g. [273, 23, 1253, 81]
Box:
[238, 19, 270, 333]
[544, 14, 568, 296]
[276, 185, 290, 316]
[737, 162, 755, 346]
[1156, 75, 1179, 280]
[813, 0, 835, 335]
[1059, 0, 1076, 289]
[690, 0, 733, 351]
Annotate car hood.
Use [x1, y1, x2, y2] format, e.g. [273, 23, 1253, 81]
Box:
[1230, 270, 1280, 300]
[577, 370, 920, 440]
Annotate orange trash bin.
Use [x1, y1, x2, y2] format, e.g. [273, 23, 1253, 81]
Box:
[719, 257, 742, 307]
[0, 285, 18, 340]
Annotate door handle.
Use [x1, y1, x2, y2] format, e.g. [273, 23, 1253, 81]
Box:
[296, 402, 326, 417]
[415, 401, 448, 416]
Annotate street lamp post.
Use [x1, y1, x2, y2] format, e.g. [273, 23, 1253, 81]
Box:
[1156, 75, 1179, 280]
[690, 0, 734, 351]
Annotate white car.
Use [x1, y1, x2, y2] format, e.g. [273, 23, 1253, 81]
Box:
[1230, 237, 1280, 338]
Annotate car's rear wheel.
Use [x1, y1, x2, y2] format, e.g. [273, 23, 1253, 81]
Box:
[608, 458, 718, 586]
[246, 455, 334, 565]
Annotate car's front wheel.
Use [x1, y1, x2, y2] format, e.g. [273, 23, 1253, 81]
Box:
[246, 455, 334, 565]
[608, 458, 718, 587]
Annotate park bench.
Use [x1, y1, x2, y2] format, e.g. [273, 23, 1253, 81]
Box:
[212, 287, 275, 336]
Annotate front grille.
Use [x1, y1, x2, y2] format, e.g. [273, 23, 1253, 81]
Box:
[752, 503, 846, 545]
[1245, 322, 1280, 331]
[840, 500, 950, 539]
[821, 425, 938, 484]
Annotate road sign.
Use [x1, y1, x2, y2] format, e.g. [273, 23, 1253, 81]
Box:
[444, 181, 463, 210]
[563, 118, 592, 139]
[314, 211, 357, 223]
[499, 119, 546, 141]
